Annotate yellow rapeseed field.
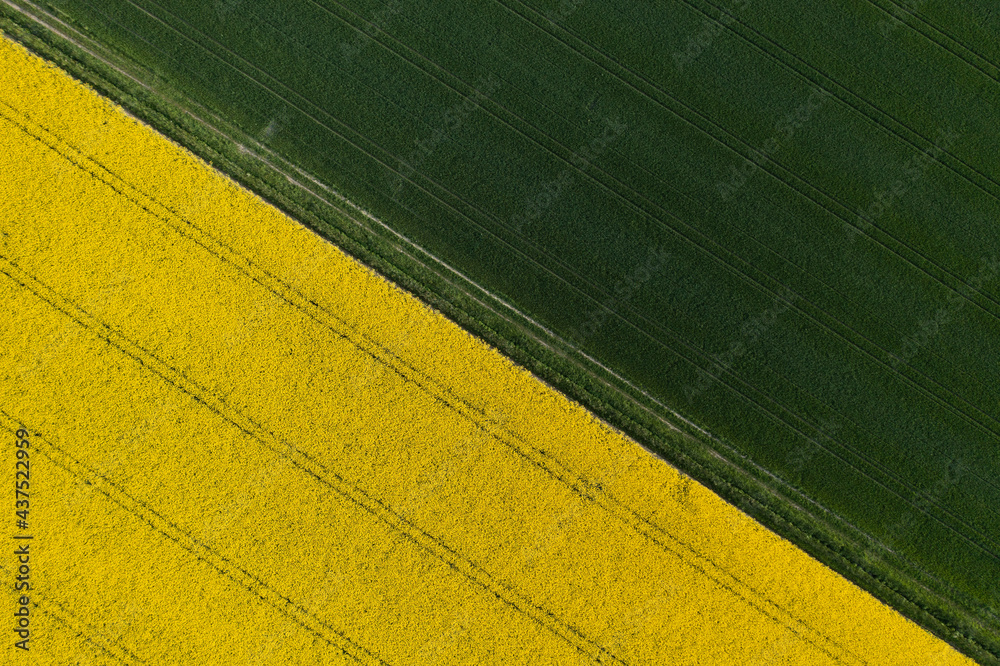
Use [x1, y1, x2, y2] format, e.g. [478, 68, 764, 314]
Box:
[0, 34, 975, 665]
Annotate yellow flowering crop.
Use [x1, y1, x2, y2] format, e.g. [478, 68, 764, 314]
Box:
[0, 35, 974, 665]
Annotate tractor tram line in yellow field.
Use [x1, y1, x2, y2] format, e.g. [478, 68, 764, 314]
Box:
[0, 34, 975, 664]
[0, 101, 857, 665]
[0, 408, 385, 665]
[0, 563, 143, 665]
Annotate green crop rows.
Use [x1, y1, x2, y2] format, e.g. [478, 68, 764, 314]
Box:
[4, 0, 999, 661]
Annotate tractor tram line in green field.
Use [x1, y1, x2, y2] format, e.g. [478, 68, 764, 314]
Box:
[523, 1, 1000, 313]
[377, 1, 1000, 369]
[667, 0, 1000, 191]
